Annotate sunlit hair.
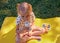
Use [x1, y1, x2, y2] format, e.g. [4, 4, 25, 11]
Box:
[16, 2, 32, 15]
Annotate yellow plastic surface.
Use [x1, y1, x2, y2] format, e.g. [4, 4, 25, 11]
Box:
[0, 17, 60, 43]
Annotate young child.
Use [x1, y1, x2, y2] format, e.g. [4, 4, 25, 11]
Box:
[16, 2, 36, 43]
[16, 2, 50, 43]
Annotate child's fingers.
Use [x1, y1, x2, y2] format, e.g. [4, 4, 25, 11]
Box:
[20, 32, 29, 38]
[22, 32, 28, 36]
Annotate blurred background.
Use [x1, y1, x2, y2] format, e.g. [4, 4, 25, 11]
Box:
[0, 0, 60, 28]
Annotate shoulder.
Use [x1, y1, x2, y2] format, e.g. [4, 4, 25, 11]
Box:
[30, 12, 34, 15]
[30, 12, 35, 17]
[17, 15, 21, 19]
[17, 15, 22, 20]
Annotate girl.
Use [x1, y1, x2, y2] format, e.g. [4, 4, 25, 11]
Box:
[16, 2, 50, 43]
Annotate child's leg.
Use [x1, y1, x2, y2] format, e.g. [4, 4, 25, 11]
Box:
[30, 29, 45, 36]
[30, 31, 42, 36]
[29, 36, 41, 41]
[31, 25, 46, 35]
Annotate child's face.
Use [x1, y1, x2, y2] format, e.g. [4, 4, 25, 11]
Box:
[19, 3, 28, 16]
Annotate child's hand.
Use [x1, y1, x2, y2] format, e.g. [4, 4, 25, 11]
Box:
[20, 32, 29, 38]
[20, 32, 41, 41]
[20, 34, 30, 43]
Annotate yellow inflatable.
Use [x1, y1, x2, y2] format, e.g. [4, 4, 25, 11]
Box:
[0, 17, 60, 43]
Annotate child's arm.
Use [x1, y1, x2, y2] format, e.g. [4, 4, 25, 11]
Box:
[16, 25, 20, 34]
[30, 12, 35, 24]
[16, 16, 21, 33]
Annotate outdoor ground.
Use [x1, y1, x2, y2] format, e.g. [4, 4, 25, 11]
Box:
[0, 17, 60, 43]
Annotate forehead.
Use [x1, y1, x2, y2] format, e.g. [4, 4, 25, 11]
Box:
[21, 3, 28, 8]
[22, 2, 28, 5]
